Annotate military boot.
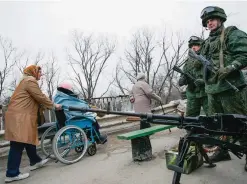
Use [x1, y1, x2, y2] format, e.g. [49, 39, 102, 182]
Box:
[245, 156, 247, 171]
[209, 149, 231, 163]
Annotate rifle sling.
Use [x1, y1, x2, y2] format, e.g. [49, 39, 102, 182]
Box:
[219, 27, 225, 68]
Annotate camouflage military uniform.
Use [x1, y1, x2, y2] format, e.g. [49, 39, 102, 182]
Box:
[200, 6, 247, 166]
[201, 25, 247, 115]
[241, 69, 247, 102]
[179, 57, 208, 117]
[179, 36, 208, 117]
[242, 69, 247, 83]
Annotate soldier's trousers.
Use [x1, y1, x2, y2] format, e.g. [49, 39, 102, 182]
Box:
[186, 96, 208, 117]
[208, 86, 247, 146]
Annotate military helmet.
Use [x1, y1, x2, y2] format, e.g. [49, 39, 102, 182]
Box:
[188, 36, 204, 48]
[200, 6, 227, 27]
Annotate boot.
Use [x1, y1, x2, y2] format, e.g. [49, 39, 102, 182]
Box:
[209, 149, 231, 163]
[245, 156, 247, 172]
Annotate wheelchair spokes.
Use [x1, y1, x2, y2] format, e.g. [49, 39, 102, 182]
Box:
[41, 125, 57, 159]
[52, 125, 88, 164]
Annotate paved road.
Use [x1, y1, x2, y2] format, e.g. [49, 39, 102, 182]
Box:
[0, 129, 246, 184]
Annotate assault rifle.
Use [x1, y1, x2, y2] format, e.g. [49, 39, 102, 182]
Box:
[173, 65, 196, 82]
[188, 49, 239, 92]
[69, 106, 247, 184]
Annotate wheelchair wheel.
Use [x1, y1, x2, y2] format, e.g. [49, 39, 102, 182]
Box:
[41, 125, 57, 159]
[52, 125, 88, 164]
[87, 143, 97, 156]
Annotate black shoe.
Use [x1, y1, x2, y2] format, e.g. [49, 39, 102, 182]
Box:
[96, 134, 107, 144]
[209, 149, 231, 163]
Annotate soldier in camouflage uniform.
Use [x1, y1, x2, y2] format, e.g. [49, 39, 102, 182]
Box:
[200, 6, 247, 170]
[179, 36, 208, 117]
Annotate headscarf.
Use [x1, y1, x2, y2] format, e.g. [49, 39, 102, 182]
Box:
[136, 72, 145, 81]
[23, 65, 41, 80]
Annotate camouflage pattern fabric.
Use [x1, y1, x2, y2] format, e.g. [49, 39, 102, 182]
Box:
[241, 70, 247, 104]
[201, 25, 247, 115]
[200, 26, 247, 94]
[200, 25, 247, 147]
[179, 56, 208, 116]
[186, 96, 208, 116]
[207, 86, 247, 115]
[181, 57, 207, 99]
[180, 58, 196, 99]
[242, 69, 247, 82]
[207, 74, 247, 146]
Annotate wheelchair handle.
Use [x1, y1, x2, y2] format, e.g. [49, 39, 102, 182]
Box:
[69, 106, 87, 111]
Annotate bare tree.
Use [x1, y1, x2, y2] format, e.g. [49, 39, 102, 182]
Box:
[7, 51, 46, 93]
[115, 29, 187, 104]
[0, 36, 17, 100]
[113, 62, 130, 95]
[117, 29, 162, 92]
[68, 31, 115, 101]
[16, 51, 45, 74]
[43, 53, 60, 100]
[158, 33, 187, 103]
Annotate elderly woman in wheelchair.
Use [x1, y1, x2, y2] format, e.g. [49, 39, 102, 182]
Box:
[40, 82, 107, 164]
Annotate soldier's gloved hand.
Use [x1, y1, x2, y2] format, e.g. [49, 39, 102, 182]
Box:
[207, 73, 218, 84]
[194, 60, 202, 69]
[218, 65, 236, 81]
[194, 79, 204, 87]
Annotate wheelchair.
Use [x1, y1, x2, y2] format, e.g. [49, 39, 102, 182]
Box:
[40, 108, 101, 164]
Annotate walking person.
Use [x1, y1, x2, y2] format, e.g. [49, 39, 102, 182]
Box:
[4, 65, 61, 183]
[129, 72, 162, 129]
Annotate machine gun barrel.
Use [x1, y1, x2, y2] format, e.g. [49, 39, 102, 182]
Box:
[69, 106, 247, 135]
[68, 106, 198, 125]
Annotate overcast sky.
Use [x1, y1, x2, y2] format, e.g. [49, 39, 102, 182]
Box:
[1, 0, 247, 96]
